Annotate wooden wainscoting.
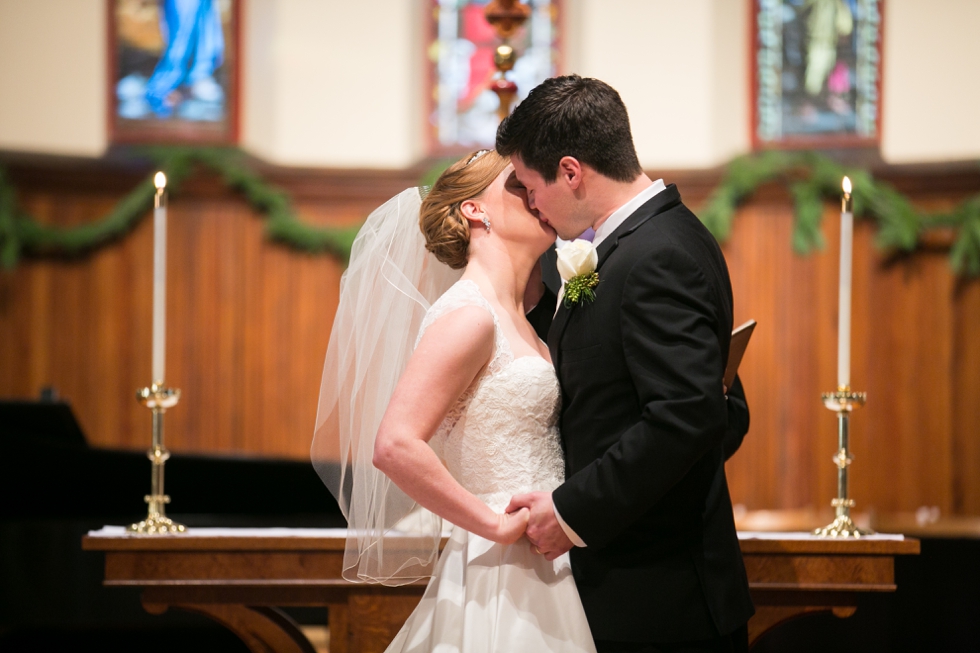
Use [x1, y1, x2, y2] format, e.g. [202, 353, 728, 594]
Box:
[721, 178, 980, 515]
[1, 154, 978, 515]
[0, 156, 420, 459]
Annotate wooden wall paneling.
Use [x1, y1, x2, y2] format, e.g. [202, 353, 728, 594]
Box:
[5, 190, 154, 452]
[724, 198, 787, 510]
[3, 159, 980, 515]
[861, 246, 953, 513]
[0, 251, 41, 399]
[287, 200, 352, 460]
[238, 207, 267, 455]
[720, 189, 979, 516]
[241, 209, 296, 457]
[0, 180, 360, 460]
[723, 195, 842, 511]
[844, 214, 876, 514]
[726, 197, 787, 510]
[952, 278, 980, 513]
[160, 194, 355, 459]
[167, 195, 245, 453]
[857, 194, 965, 515]
[778, 205, 839, 512]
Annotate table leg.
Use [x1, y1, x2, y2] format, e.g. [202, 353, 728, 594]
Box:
[748, 605, 858, 649]
[328, 602, 350, 653]
[347, 594, 422, 653]
[143, 599, 317, 653]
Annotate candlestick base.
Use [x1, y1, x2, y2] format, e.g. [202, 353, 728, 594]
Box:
[129, 511, 185, 535]
[813, 512, 872, 538]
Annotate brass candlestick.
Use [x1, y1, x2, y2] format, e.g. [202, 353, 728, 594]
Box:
[814, 387, 873, 538]
[129, 383, 185, 534]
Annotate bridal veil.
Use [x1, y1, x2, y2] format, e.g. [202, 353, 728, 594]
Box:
[311, 187, 462, 586]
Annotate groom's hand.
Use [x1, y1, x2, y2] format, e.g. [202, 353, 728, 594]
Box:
[506, 491, 573, 561]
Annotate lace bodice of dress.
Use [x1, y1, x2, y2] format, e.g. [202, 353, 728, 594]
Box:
[416, 280, 564, 512]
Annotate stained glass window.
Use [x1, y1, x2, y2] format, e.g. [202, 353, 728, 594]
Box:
[753, 0, 881, 147]
[429, 0, 560, 150]
[111, 0, 239, 144]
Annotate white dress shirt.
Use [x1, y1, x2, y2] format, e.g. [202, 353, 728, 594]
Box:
[591, 178, 666, 247]
[552, 179, 668, 549]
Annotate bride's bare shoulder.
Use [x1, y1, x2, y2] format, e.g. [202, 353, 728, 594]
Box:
[416, 305, 494, 362]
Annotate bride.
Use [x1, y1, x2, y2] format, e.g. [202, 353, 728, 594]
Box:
[312, 149, 596, 653]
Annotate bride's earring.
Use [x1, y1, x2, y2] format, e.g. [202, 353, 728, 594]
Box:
[481, 215, 491, 232]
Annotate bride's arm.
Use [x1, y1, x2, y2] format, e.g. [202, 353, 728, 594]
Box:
[372, 306, 529, 545]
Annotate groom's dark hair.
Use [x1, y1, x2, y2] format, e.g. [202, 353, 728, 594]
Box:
[495, 75, 643, 183]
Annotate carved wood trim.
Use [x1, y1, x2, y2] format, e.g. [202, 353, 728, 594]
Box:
[3, 151, 977, 207]
[141, 599, 317, 653]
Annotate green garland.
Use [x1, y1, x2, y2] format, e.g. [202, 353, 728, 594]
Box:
[0, 147, 359, 269]
[1, 148, 978, 276]
[700, 151, 980, 276]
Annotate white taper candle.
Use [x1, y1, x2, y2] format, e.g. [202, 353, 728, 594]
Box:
[152, 172, 167, 384]
[837, 176, 853, 389]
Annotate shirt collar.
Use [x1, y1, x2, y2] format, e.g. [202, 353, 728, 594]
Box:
[592, 179, 666, 248]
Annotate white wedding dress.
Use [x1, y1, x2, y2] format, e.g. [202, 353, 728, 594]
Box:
[384, 279, 597, 653]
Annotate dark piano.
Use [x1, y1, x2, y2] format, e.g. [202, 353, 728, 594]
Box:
[0, 397, 343, 652]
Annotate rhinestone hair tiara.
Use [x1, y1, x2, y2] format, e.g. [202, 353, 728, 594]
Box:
[466, 149, 491, 165]
[419, 149, 491, 200]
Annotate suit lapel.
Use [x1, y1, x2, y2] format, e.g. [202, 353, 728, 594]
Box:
[549, 185, 683, 369]
[595, 184, 682, 272]
[548, 297, 573, 369]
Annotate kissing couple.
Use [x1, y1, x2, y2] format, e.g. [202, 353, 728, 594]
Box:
[313, 75, 754, 653]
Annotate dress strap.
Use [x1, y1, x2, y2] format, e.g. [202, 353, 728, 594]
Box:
[416, 280, 514, 379]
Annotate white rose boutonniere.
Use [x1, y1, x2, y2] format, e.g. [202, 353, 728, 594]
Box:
[557, 239, 599, 308]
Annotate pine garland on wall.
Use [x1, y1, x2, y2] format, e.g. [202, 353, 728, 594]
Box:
[0, 148, 978, 276]
[700, 151, 980, 276]
[0, 147, 360, 269]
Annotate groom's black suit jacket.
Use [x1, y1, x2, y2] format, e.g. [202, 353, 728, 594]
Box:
[548, 185, 754, 644]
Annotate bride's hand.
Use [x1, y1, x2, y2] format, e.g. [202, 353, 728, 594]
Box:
[488, 507, 530, 544]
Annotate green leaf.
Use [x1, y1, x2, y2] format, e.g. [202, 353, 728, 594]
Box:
[0, 148, 361, 266]
[790, 181, 826, 254]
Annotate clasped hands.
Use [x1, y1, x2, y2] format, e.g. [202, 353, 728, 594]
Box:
[498, 491, 574, 561]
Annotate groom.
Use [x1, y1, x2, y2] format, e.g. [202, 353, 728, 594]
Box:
[500, 76, 754, 653]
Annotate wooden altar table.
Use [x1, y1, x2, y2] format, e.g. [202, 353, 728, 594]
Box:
[82, 528, 919, 652]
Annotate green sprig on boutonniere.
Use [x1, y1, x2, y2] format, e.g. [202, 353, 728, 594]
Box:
[557, 239, 600, 308]
[563, 271, 600, 307]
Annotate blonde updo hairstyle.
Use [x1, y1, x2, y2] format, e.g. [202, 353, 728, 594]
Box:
[420, 150, 510, 270]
